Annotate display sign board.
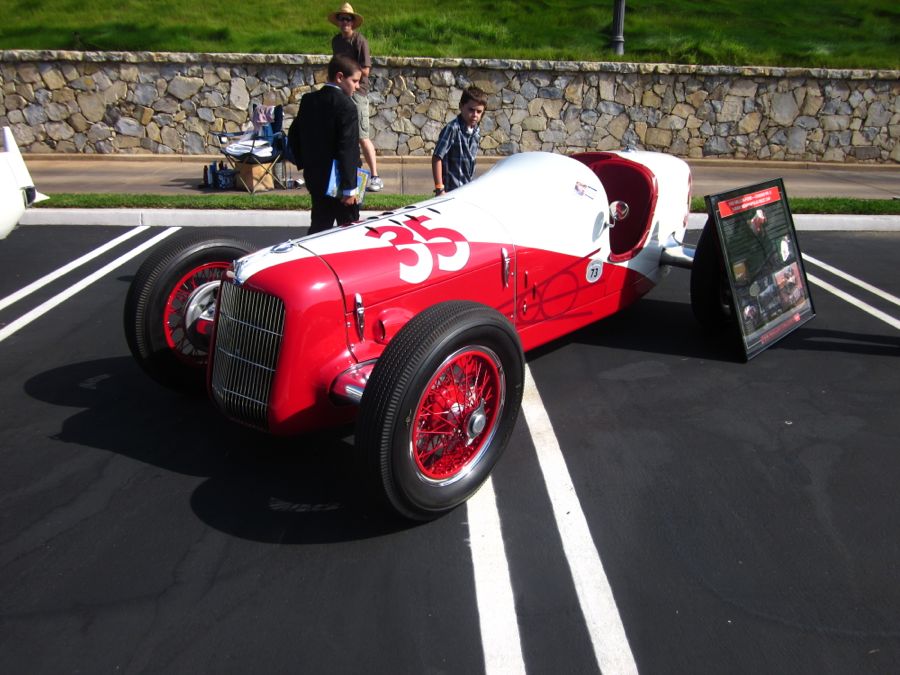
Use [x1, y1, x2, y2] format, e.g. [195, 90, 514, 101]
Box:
[705, 179, 815, 360]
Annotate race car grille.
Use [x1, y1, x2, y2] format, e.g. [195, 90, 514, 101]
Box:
[210, 282, 285, 431]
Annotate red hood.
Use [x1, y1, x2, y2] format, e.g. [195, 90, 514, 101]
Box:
[300, 201, 513, 313]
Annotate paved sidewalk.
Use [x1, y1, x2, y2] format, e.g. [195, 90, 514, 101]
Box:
[25, 153, 900, 200]
[20, 152, 900, 230]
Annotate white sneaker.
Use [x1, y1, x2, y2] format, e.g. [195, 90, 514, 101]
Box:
[367, 176, 384, 192]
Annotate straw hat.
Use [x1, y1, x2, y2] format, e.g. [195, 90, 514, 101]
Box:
[328, 3, 364, 29]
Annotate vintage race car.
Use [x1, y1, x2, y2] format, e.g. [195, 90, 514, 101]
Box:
[0, 127, 45, 239]
[126, 150, 719, 520]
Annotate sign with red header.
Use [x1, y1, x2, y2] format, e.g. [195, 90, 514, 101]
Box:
[705, 179, 815, 360]
[715, 186, 782, 218]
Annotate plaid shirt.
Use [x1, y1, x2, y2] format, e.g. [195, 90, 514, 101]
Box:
[433, 115, 480, 191]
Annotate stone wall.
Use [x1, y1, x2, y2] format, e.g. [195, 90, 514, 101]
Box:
[2, 50, 898, 162]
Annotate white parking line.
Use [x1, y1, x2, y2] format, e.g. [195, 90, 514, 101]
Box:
[468, 478, 527, 675]
[807, 272, 900, 331]
[803, 253, 900, 308]
[0, 227, 180, 343]
[521, 366, 639, 675]
[0, 226, 150, 311]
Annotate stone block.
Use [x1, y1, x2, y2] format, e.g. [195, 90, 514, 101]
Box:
[68, 112, 90, 133]
[608, 113, 630, 140]
[76, 92, 106, 122]
[229, 79, 250, 110]
[771, 92, 800, 126]
[703, 136, 731, 155]
[521, 116, 547, 132]
[41, 67, 66, 90]
[658, 114, 686, 130]
[718, 98, 743, 122]
[865, 102, 892, 127]
[23, 104, 47, 126]
[738, 112, 762, 134]
[115, 117, 143, 137]
[645, 127, 673, 148]
[168, 76, 204, 100]
[851, 146, 881, 160]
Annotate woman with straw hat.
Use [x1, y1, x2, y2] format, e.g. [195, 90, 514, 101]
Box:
[329, 3, 384, 192]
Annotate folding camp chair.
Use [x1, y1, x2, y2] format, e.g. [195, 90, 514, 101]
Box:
[217, 104, 290, 193]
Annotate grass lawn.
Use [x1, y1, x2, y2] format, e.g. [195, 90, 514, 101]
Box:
[1, 0, 897, 69]
[9, 1, 897, 213]
[35, 193, 900, 216]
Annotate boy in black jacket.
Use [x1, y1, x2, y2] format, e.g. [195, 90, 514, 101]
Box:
[290, 55, 362, 234]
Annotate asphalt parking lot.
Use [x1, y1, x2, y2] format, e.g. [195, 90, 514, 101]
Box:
[1, 222, 898, 674]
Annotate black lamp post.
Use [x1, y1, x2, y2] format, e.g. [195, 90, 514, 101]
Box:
[611, 0, 626, 55]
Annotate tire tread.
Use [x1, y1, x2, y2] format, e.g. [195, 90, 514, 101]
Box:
[123, 230, 253, 391]
[358, 301, 524, 520]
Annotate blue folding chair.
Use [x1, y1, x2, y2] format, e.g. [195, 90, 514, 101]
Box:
[217, 104, 290, 193]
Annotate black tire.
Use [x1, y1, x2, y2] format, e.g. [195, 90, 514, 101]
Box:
[690, 219, 737, 334]
[357, 301, 525, 521]
[124, 231, 254, 392]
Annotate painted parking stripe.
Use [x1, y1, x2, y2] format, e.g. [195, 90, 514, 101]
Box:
[803, 253, 900, 308]
[0, 226, 151, 312]
[0, 227, 180, 343]
[468, 477, 527, 675]
[806, 272, 900, 331]
[522, 366, 639, 675]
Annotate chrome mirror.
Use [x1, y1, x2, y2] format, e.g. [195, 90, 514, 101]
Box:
[609, 200, 630, 226]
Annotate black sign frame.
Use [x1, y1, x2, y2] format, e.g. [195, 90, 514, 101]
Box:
[705, 178, 816, 360]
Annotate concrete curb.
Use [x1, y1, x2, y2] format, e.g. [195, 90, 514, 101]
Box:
[20, 209, 900, 231]
[20, 208, 310, 228]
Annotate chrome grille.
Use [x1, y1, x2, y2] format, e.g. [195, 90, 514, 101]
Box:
[210, 282, 286, 430]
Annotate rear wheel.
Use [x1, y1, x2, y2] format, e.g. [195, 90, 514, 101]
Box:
[357, 301, 524, 520]
[690, 220, 736, 334]
[124, 231, 254, 392]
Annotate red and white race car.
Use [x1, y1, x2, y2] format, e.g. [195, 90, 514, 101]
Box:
[126, 150, 712, 520]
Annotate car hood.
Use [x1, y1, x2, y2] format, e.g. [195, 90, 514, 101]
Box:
[301, 199, 513, 312]
[233, 152, 610, 314]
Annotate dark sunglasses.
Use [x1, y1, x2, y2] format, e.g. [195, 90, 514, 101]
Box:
[338, 15, 355, 22]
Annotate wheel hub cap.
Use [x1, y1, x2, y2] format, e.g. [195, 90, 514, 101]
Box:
[467, 402, 487, 442]
[163, 262, 230, 363]
[410, 347, 505, 485]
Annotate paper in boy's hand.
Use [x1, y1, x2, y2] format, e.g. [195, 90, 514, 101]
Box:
[326, 160, 371, 205]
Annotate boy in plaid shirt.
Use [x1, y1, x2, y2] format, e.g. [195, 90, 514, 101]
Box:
[431, 86, 487, 195]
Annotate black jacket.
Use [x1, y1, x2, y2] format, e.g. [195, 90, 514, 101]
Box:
[290, 84, 359, 195]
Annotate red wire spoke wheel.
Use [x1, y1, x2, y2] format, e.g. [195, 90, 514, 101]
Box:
[359, 301, 524, 521]
[163, 261, 231, 364]
[411, 346, 504, 483]
[124, 232, 253, 392]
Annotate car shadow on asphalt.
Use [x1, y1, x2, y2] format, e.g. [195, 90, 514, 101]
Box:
[527, 297, 744, 363]
[530, 295, 898, 362]
[23, 356, 417, 544]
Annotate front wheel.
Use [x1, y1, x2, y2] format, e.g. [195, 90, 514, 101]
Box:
[357, 301, 525, 520]
[124, 231, 254, 392]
